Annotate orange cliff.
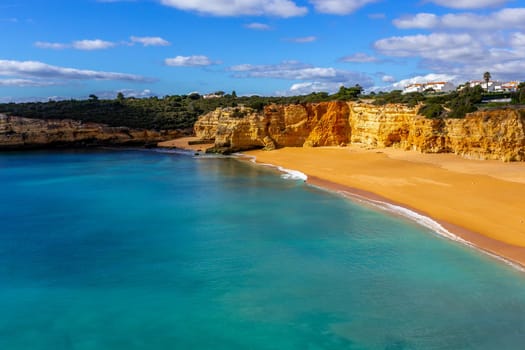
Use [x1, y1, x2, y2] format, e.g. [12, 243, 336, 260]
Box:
[0, 114, 181, 150]
[194, 101, 525, 161]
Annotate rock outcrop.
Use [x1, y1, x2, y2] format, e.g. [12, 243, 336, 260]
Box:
[0, 115, 181, 150]
[194, 102, 525, 161]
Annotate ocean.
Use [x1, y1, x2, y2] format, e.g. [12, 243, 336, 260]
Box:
[1, 149, 525, 349]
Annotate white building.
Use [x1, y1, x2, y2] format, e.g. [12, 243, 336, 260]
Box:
[500, 81, 520, 92]
[403, 81, 455, 94]
[403, 83, 424, 93]
[465, 80, 520, 92]
[467, 80, 496, 91]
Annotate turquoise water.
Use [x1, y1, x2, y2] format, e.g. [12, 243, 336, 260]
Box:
[1, 149, 525, 349]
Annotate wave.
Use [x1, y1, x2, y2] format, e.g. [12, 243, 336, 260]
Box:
[235, 153, 308, 181]
[277, 166, 308, 181]
[335, 190, 525, 272]
[227, 152, 524, 272]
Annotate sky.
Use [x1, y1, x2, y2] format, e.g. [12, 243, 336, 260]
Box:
[1, 0, 525, 101]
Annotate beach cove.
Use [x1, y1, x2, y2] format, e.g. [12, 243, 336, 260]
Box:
[3, 149, 525, 348]
[245, 146, 525, 269]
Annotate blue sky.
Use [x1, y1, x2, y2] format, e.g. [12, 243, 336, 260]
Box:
[1, 0, 525, 101]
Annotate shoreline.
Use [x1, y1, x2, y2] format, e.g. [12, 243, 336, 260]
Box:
[243, 146, 525, 270]
[306, 175, 525, 271]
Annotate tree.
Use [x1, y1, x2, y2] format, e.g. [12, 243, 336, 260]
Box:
[88, 94, 98, 101]
[117, 92, 125, 101]
[334, 85, 363, 100]
[518, 82, 525, 104]
[231, 90, 237, 98]
[483, 72, 491, 92]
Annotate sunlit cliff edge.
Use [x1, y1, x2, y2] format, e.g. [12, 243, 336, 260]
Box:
[0, 114, 181, 150]
[195, 102, 525, 161]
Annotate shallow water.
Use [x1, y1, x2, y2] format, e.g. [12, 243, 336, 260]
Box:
[1, 149, 525, 349]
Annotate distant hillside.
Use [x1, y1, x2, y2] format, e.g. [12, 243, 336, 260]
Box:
[0, 83, 523, 130]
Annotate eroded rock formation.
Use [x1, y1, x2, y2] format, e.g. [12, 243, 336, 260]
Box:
[194, 102, 525, 161]
[0, 115, 181, 150]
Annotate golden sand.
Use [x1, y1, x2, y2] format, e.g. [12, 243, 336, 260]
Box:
[158, 137, 214, 152]
[245, 146, 525, 267]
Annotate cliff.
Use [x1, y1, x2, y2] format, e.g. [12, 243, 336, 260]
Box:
[194, 102, 525, 161]
[0, 115, 181, 150]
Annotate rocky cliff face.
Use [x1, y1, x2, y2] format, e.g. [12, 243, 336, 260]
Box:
[194, 102, 525, 161]
[194, 102, 352, 153]
[0, 115, 181, 150]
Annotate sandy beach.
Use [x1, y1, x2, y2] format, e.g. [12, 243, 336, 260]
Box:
[158, 137, 214, 152]
[245, 146, 525, 268]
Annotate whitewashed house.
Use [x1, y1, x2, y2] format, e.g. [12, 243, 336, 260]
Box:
[403, 83, 424, 93]
[466, 80, 520, 92]
[500, 81, 520, 92]
[424, 82, 455, 93]
[403, 81, 455, 94]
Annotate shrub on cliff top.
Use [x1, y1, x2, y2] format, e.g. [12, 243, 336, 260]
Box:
[419, 103, 444, 119]
[445, 85, 483, 118]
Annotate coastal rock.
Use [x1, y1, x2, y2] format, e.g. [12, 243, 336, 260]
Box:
[195, 102, 525, 161]
[445, 109, 525, 161]
[304, 102, 350, 147]
[348, 102, 417, 148]
[194, 102, 351, 153]
[0, 114, 181, 150]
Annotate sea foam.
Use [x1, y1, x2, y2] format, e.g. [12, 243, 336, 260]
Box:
[222, 152, 522, 271]
[337, 190, 525, 272]
[235, 153, 308, 181]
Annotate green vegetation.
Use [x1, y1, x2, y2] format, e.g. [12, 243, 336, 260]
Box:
[333, 85, 364, 101]
[371, 85, 488, 119]
[512, 82, 525, 104]
[483, 71, 492, 91]
[1, 82, 524, 130]
[0, 89, 351, 130]
[445, 85, 483, 118]
[372, 90, 426, 107]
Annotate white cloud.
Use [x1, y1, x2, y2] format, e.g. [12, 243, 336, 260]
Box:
[391, 73, 459, 89]
[0, 59, 149, 82]
[284, 81, 345, 95]
[130, 36, 170, 46]
[427, 0, 509, 9]
[245, 22, 272, 30]
[374, 33, 484, 62]
[475, 60, 525, 77]
[382, 75, 395, 82]
[229, 60, 374, 87]
[511, 32, 525, 47]
[72, 39, 116, 50]
[394, 13, 439, 29]
[96, 88, 156, 99]
[374, 27, 525, 82]
[34, 41, 69, 50]
[159, 0, 307, 17]
[0, 78, 58, 87]
[287, 36, 317, 43]
[340, 53, 378, 63]
[118, 88, 155, 97]
[309, 0, 378, 15]
[394, 8, 525, 30]
[164, 55, 217, 67]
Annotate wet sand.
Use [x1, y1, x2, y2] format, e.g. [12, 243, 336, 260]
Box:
[245, 146, 525, 268]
